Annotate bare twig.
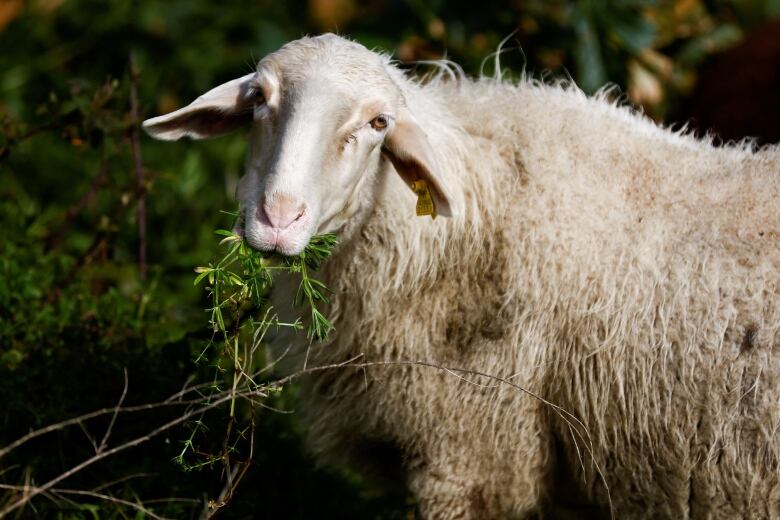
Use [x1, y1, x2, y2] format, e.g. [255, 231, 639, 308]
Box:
[0, 372, 230, 460]
[97, 368, 129, 454]
[202, 409, 256, 519]
[0, 395, 206, 459]
[76, 420, 98, 454]
[0, 356, 611, 519]
[203, 460, 241, 519]
[92, 472, 154, 492]
[0, 393, 238, 517]
[0, 484, 170, 520]
[129, 53, 147, 281]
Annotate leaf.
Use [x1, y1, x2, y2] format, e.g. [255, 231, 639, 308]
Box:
[573, 12, 608, 93]
[194, 268, 213, 286]
[227, 272, 244, 286]
[220, 235, 242, 246]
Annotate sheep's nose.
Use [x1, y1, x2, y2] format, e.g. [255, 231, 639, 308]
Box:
[259, 193, 307, 230]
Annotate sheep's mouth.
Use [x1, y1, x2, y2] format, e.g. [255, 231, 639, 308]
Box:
[243, 226, 312, 257]
[247, 237, 308, 257]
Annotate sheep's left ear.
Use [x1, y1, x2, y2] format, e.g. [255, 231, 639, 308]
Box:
[142, 73, 256, 141]
[382, 115, 454, 218]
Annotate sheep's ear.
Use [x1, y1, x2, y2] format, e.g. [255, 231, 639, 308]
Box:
[382, 116, 454, 218]
[142, 73, 256, 141]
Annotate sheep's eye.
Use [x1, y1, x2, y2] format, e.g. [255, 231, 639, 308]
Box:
[370, 115, 388, 130]
[249, 86, 265, 105]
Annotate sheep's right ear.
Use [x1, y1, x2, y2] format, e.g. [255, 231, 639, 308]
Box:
[142, 74, 256, 141]
[382, 115, 454, 218]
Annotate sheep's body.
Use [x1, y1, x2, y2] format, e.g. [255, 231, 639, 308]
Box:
[271, 59, 780, 518]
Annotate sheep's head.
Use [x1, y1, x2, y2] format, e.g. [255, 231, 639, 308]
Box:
[143, 34, 452, 255]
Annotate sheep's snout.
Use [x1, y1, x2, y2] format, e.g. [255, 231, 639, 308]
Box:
[259, 194, 307, 230]
[244, 192, 313, 255]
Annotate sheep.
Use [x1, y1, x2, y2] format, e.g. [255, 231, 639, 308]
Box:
[143, 34, 780, 519]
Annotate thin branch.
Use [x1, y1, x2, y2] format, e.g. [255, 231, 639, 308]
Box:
[0, 394, 238, 517]
[202, 460, 241, 519]
[129, 53, 147, 281]
[202, 411, 256, 519]
[0, 394, 217, 460]
[0, 356, 612, 519]
[92, 472, 154, 493]
[98, 368, 129, 454]
[76, 420, 98, 454]
[0, 372, 231, 460]
[0, 484, 168, 520]
[143, 497, 201, 505]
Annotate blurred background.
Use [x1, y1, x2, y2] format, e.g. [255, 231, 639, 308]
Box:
[1, 0, 779, 518]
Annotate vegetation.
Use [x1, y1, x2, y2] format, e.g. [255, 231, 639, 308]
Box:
[1, 0, 777, 517]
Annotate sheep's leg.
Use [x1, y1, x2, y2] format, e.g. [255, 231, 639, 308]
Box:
[406, 448, 547, 519]
[407, 461, 493, 520]
[398, 381, 550, 518]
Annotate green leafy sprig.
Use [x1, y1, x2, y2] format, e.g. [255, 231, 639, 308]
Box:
[194, 228, 337, 342]
[178, 218, 337, 478]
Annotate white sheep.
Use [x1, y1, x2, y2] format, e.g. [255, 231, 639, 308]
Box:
[144, 34, 780, 519]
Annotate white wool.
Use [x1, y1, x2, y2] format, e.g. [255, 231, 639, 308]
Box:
[147, 34, 780, 519]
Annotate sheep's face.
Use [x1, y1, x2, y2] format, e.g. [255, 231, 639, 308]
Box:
[143, 34, 452, 255]
[236, 47, 405, 255]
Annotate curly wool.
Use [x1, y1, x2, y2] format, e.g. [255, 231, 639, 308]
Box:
[269, 37, 780, 519]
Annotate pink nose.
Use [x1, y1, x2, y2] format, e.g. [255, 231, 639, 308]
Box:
[259, 193, 307, 230]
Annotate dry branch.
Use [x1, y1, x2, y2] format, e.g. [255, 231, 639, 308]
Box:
[0, 357, 606, 517]
[128, 53, 147, 280]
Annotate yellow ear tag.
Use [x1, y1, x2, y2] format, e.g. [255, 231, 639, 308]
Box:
[411, 179, 437, 219]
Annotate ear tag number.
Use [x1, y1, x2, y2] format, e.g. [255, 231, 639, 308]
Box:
[411, 179, 437, 219]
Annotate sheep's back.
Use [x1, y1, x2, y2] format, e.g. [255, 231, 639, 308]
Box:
[468, 81, 780, 517]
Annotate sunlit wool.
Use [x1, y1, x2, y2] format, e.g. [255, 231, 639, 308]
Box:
[146, 34, 780, 519]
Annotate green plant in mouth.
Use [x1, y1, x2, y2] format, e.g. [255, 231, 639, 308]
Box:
[194, 221, 338, 343]
[177, 211, 337, 489]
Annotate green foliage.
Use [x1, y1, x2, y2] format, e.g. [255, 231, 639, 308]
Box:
[195, 228, 336, 342]
[283, 233, 339, 340]
[172, 227, 337, 489]
[0, 203, 139, 369]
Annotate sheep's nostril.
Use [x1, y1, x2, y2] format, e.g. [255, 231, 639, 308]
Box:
[260, 194, 307, 230]
[256, 204, 271, 226]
